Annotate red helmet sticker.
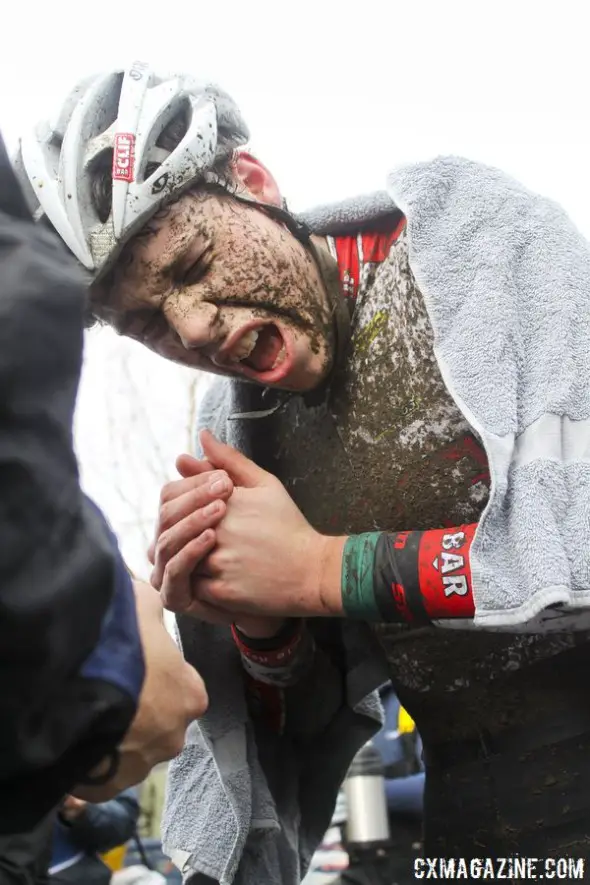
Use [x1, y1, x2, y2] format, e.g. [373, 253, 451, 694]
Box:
[112, 133, 136, 183]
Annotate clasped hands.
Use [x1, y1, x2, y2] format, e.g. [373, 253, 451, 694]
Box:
[76, 433, 345, 802]
[149, 431, 345, 631]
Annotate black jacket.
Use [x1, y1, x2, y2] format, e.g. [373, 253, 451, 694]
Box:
[0, 816, 54, 885]
[0, 131, 144, 834]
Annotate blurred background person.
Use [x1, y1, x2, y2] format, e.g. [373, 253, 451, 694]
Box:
[49, 792, 140, 885]
[305, 684, 423, 885]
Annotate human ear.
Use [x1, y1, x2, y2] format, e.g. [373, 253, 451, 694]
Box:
[233, 151, 282, 207]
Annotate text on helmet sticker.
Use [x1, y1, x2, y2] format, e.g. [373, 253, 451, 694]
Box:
[113, 133, 136, 183]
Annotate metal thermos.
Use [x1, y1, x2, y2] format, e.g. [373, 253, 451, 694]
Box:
[344, 742, 390, 847]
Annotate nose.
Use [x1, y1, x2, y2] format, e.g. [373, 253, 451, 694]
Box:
[165, 300, 221, 352]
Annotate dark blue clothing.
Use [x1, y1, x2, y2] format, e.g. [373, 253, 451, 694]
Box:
[371, 687, 424, 818]
[0, 130, 144, 834]
[50, 789, 140, 884]
[0, 814, 54, 885]
[384, 772, 425, 817]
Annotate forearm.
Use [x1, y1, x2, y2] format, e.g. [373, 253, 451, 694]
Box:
[319, 524, 477, 624]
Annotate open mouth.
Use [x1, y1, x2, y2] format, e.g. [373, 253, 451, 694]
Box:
[217, 322, 291, 384]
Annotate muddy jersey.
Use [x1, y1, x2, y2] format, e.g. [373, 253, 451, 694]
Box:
[255, 213, 584, 743]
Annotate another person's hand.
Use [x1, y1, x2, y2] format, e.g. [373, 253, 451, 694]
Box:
[74, 581, 208, 802]
[151, 452, 286, 638]
[59, 796, 87, 822]
[154, 432, 345, 621]
[148, 456, 231, 600]
[148, 457, 239, 625]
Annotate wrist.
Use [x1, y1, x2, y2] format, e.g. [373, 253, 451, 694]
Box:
[234, 617, 287, 639]
[232, 618, 302, 652]
[340, 532, 383, 619]
[233, 619, 314, 688]
[313, 534, 347, 616]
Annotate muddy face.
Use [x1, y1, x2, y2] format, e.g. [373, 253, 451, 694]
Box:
[91, 187, 335, 391]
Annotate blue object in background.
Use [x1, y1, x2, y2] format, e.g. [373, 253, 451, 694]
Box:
[371, 685, 424, 818]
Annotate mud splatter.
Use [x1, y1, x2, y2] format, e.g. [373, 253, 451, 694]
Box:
[256, 227, 589, 753]
[91, 186, 335, 386]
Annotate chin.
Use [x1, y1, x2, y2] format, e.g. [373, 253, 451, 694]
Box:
[281, 353, 333, 392]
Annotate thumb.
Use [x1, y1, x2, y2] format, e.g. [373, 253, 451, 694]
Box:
[199, 430, 271, 488]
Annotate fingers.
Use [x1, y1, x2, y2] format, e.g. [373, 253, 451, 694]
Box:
[61, 796, 86, 814]
[158, 542, 240, 624]
[158, 529, 217, 612]
[152, 497, 225, 590]
[159, 472, 232, 536]
[199, 430, 273, 489]
[159, 469, 232, 510]
[148, 470, 232, 565]
[190, 575, 240, 613]
[176, 453, 215, 479]
[179, 597, 238, 625]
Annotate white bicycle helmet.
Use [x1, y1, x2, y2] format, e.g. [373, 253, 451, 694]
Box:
[15, 61, 249, 279]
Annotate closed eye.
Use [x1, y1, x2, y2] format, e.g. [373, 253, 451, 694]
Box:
[181, 247, 213, 287]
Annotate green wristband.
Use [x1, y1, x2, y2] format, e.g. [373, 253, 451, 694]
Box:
[341, 532, 383, 620]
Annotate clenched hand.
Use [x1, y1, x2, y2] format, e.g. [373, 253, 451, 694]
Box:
[151, 431, 344, 621]
[148, 455, 238, 624]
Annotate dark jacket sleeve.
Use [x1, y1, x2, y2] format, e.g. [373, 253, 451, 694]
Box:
[0, 132, 144, 834]
[59, 789, 140, 855]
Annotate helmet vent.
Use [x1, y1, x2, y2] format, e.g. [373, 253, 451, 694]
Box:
[142, 103, 190, 183]
[89, 148, 114, 223]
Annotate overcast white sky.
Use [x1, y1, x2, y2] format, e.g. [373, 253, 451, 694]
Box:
[2, 0, 589, 575]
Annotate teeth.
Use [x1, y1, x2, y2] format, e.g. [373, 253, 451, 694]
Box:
[228, 329, 259, 363]
[272, 344, 286, 369]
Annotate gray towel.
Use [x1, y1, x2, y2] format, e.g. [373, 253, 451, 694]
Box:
[386, 157, 590, 630]
[162, 621, 267, 882]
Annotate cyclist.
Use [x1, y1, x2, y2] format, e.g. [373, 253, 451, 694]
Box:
[16, 62, 590, 866]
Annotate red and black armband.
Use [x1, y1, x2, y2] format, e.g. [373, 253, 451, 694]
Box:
[231, 618, 315, 686]
[341, 524, 477, 624]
